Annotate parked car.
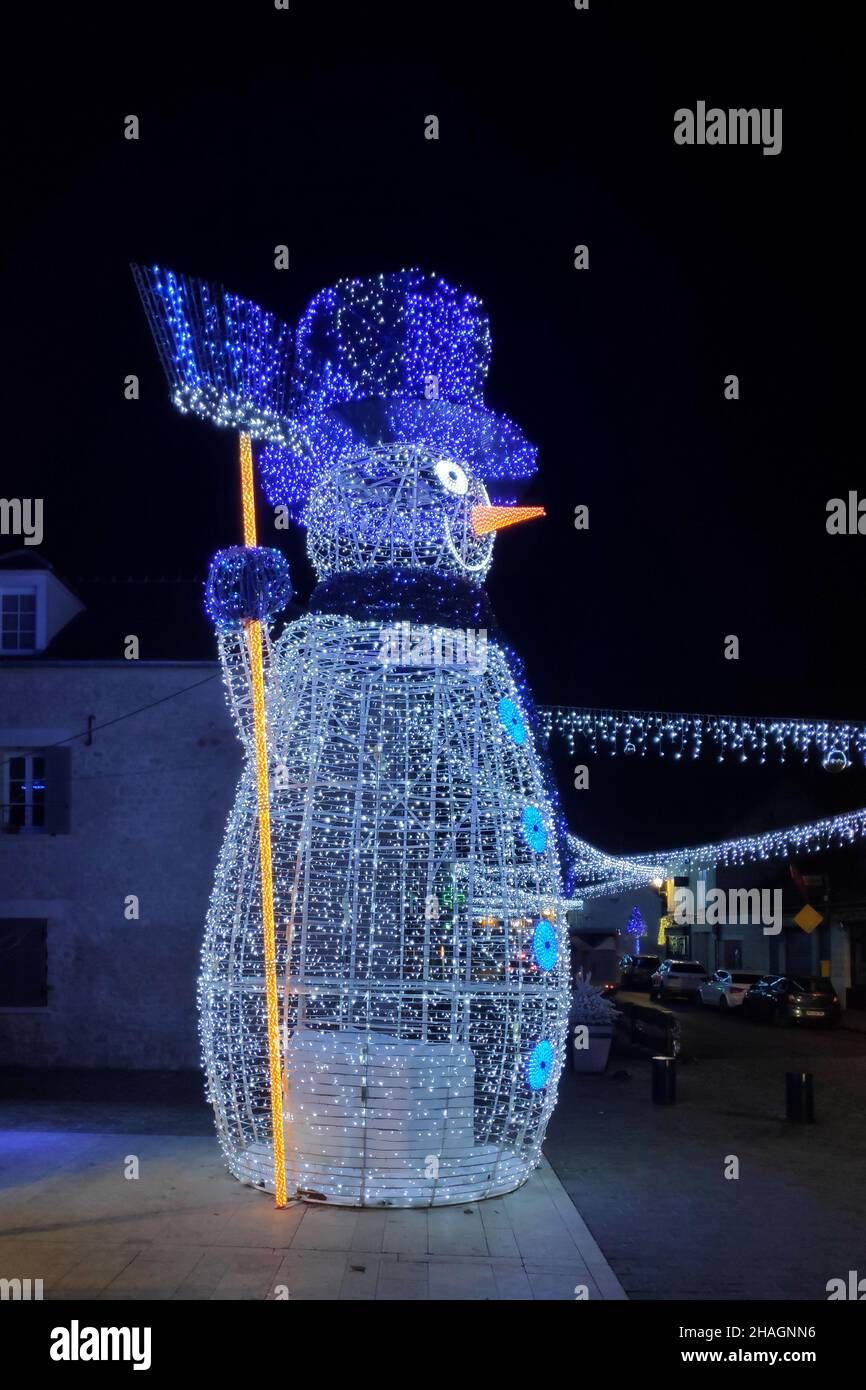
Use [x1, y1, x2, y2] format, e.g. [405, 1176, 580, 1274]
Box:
[617, 954, 661, 991]
[741, 975, 841, 1026]
[650, 959, 707, 1001]
[698, 969, 766, 1011]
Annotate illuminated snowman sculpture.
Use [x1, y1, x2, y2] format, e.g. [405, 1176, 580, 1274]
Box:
[198, 272, 571, 1205]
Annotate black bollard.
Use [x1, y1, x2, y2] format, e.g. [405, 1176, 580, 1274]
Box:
[652, 1055, 677, 1105]
[786, 1071, 815, 1123]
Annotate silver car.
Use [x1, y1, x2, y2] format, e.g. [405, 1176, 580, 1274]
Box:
[650, 959, 707, 1001]
[698, 968, 766, 1011]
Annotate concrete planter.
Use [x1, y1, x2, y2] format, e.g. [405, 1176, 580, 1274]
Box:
[571, 1022, 614, 1073]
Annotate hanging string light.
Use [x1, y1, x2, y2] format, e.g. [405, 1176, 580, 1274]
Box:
[567, 806, 866, 900]
[537, 706, 866, 769]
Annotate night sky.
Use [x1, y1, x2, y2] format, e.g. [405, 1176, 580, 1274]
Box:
[5, 4, 863, 855]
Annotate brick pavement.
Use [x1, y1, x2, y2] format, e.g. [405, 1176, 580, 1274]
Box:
[0, 1071, 625, 1302]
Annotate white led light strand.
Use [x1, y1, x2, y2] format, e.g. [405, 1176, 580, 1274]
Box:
[566, 806, 866, 901]
[538, 706, 866, 770]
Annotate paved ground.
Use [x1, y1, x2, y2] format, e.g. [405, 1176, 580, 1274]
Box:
[3, 1003, 863, 1302]
[545, 994, 866, 1300]
[0, 1071, 625, 1301]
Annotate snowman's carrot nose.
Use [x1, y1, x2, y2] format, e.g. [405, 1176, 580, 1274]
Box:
[470, 504, 545, 537]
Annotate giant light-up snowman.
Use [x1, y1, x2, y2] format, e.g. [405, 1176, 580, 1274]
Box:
[136, 266, 570, 1206]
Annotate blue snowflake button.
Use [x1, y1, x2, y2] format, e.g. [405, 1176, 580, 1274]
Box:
[498, 697, 526, 745]
[521, 804, 547, 853]
[532, 919, 558, 971]
[526, 1040, 554, 1091]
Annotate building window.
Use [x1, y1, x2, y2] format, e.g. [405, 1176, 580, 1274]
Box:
[1, 590, 37, 653]
[667, 930, 691, 958]
[1, 748, 70, 834]
[0, 919, 48, 1007]
[2, 752, 45, 831]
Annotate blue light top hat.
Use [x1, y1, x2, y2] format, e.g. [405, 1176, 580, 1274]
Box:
[258, 269, 538, 523]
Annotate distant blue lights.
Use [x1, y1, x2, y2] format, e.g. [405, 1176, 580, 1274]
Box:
[526, 1040, 554, 1091]
[498, 697, 526, 745]
[532, 919, 558, 972]
[522, 804, 547, 853]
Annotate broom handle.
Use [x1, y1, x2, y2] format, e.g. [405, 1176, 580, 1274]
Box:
[239, 431, 290, 1208]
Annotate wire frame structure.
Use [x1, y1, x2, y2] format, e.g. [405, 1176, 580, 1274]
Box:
[199, 602, 570, 1205]
[304, 443, 497, 580]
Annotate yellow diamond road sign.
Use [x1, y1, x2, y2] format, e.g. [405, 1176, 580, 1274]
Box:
[794, 904, 823, 934]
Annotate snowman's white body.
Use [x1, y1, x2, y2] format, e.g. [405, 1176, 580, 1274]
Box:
[199, 601, 570, 1205]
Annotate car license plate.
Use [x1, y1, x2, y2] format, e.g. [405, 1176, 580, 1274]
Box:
[806, 1009, 825, 1017]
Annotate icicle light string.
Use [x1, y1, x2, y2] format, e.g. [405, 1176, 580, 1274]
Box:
[567, 806, 866, 900]
[537, 706, 866, 771]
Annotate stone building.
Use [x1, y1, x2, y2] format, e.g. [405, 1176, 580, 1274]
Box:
[0, 552, 239, 1068]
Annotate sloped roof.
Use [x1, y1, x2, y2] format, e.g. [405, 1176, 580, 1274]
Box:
[0, 548, 56, 572]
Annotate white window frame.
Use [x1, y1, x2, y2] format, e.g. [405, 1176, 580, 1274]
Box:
[1, 749, 47, 833]
[0, 586, 40, 654]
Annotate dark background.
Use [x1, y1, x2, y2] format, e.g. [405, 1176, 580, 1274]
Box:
[3, 2, 862, 854]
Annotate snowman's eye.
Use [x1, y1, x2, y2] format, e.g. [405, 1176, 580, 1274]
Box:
[434, 459, 469, 496]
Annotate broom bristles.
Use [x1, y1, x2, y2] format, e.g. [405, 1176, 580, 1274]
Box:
[131, 263, 294, 443]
